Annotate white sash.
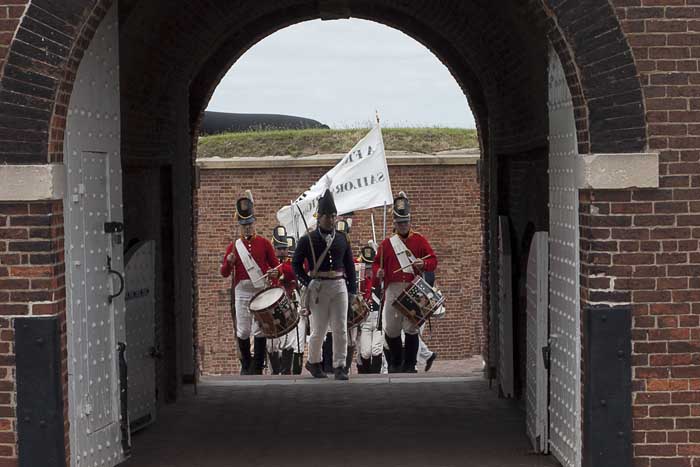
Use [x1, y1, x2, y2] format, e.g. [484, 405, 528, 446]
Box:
[389, 234, 417, 274]
[235, 239, 266, 289]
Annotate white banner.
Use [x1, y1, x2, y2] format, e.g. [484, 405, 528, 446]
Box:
[277, 125, 393, 238]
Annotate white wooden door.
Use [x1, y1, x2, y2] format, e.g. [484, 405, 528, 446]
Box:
[125, 241, 157, 432]
[498, 216, 514, 398]
[65, 4, 127, 466]
[525, 231, 549, 453]
[547, 45, 581, 467]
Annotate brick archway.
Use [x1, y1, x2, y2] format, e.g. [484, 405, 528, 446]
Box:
[0, 1, 667, 466]
[0, 0, 648, 166]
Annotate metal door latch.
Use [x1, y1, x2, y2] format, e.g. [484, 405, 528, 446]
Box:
[107, 255, 125, 303]
[104, 221, 124, 245]
[103, 222, 123, 233]
[542, 345, 551, 370]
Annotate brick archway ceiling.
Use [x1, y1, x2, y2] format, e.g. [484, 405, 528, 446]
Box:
[0, 0, 646, 165]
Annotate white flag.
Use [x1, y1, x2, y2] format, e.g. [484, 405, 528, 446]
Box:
[277, 125, 393, 238]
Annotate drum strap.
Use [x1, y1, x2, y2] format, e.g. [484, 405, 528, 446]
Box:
[235, 239, 266, 289]
[389, 235, 417, 273]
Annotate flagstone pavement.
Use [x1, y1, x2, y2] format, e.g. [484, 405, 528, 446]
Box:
[122, 363, 559, 467]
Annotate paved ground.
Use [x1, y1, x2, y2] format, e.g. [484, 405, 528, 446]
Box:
[122, 373, 559, 467]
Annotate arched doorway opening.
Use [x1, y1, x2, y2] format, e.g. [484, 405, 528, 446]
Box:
[46, 1, 646, 466]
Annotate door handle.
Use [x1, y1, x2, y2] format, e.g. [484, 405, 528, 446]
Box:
[107, 255, 125, 303]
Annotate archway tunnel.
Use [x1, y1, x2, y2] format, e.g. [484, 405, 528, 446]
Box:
[1, 1, 681, 467]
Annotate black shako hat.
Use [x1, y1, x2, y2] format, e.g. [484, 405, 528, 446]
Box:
[360, 245, 375, 264]
[393, 191, 410, 221]
[286, 236, 296, 253]
[235, 191, 255, 225]
[272, 225, 288, 248]
[317, 189, 337, 216]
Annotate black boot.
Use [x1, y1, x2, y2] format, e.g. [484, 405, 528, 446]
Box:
[280, 348, 294, 375]
[360, 357, 371, 374]
[321, 333, 333, 373]
[252, 337, 267, 375]
[305, 361, 327, 378]
[370, 355, 383, 374]
[269, 351, 282, 375]
[403, 333, 419, 373]
[425, 352, 437, 372]
[385, 335, 403, 373]
[237, 337, 252, 375]
[333, 366, 349, 381]
[292, 352, 304, 375]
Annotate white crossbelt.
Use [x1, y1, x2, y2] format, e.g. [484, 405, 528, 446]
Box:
[389, 234, 417, 273]
[235, 239, 266, 289]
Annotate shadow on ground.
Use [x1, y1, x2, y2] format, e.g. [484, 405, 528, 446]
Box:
[123, 377, 558, 467]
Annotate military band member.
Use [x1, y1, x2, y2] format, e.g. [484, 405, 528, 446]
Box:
[292, 189, 357, 380]
[358, 244, 383, 373]
[265, 226, 296, 374]
[221, 191, 280, 375]
[373, 192, 437, 373]
[269, 226, 306, 375]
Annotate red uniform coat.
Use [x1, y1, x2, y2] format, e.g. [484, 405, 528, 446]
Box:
[355, 257, 374, 301]
[220, 235, 280, 288]
[271, 258, 297, 296]
[372, 231, 437, 287]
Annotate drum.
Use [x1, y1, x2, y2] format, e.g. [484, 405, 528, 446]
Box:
[347, 293, 370, 329]
[249, 287, 300, 338]
[393, 276, 446, 327]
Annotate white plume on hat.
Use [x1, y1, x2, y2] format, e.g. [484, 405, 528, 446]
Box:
[398, 191, 407, 198]
[244, 189, 254, 203]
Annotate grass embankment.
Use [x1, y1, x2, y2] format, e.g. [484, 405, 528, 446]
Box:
[197, 127, 479, 159]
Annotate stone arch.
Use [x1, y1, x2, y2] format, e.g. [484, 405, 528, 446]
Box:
[0, 0, 648, 166]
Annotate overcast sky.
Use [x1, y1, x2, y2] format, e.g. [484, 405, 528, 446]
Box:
[206, 19, 475, 129]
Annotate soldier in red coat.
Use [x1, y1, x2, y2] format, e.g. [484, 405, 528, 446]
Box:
[268, 225, 306, 375]
[220, 192, 280, 375]
[373, 192, 437, 373]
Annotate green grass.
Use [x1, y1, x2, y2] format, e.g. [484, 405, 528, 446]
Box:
[196, 127, 479, 159]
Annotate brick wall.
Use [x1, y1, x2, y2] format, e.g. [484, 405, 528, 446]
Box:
[0, 201, 66, 466]
[195, 162, 483, 375]
[568, 4, 700, 466]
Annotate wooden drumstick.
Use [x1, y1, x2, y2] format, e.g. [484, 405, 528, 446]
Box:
[260, 263, 284, 280]
[392, 255, 431, 274]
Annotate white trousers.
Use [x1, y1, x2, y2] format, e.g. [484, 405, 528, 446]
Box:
[279, 316, 307, 354]
[382, 282, 420, 338]
[267, 338, 281, 354]
[359, 310, 383, 359]
[235, 280, 263, 339]
[417, 333, 434, 364]
[308, 279, 348, 368]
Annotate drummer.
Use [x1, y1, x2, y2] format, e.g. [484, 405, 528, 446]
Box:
[265, 226, 295, 374]
[357, 243, 383, 373]
[269, 226, 306, 375]
[373, 191, 437, 373]
[220, 191, 280, 375]
[292, 189, 357, 380]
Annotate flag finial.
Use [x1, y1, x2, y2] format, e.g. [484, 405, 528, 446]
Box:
[375, 110, 380, 125]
